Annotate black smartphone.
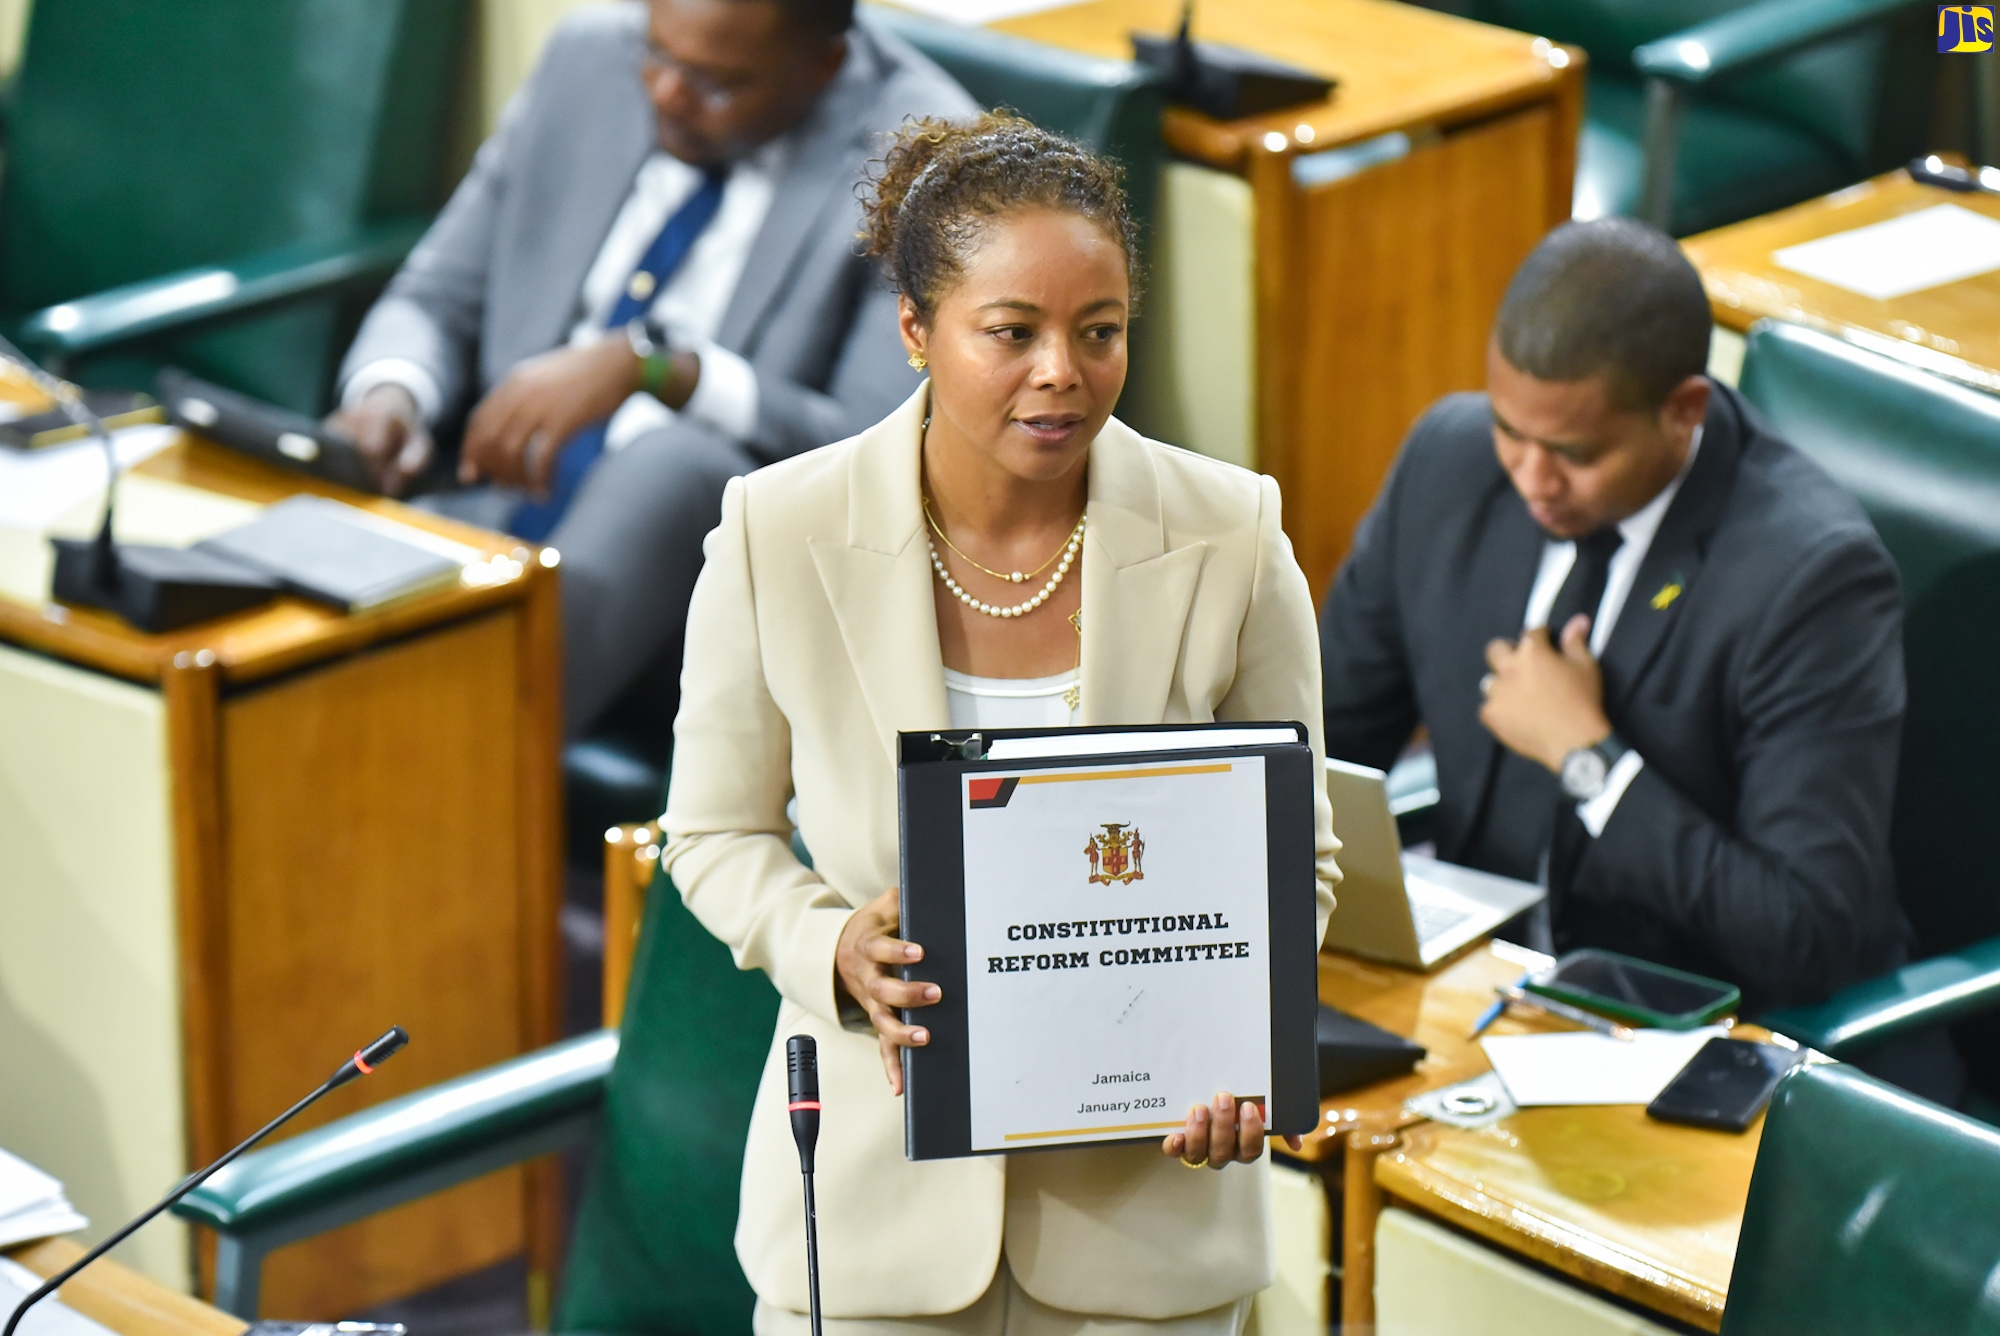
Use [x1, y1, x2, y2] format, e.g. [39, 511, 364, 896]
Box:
[1647, 1037, 1801, 1132]
[1527, 947, 1740, 1029]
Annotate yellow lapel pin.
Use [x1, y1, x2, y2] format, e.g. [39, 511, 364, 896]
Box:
[1651, 581, 1683, 611]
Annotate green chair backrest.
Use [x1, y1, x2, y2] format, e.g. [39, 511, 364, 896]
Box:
[0, 0, 467, 409]
[1469, 0, 1930, 171]
[1738, 321, 2000, 968]
[864, 7, 1165, 244]
[556, 869, 782, 1336]
[1721, 1061, 2000, 1334]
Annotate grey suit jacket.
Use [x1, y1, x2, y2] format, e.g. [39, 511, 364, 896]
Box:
[1320, 384, 1911, 1016]
[340, 4, 976, 463]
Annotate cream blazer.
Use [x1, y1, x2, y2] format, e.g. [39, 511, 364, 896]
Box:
[662, 385, 1340, 1321]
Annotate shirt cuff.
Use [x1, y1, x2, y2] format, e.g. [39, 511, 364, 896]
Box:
[1578, 750, 1645, 837]
[341, 358, 444, 425]
[681, 340, 758, 440]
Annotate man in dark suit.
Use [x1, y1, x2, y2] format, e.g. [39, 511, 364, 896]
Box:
[330, 0, 974, 736]
[1319, 219, 1916, 1029]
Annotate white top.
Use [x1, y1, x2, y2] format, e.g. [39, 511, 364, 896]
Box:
[943, 668, 1080, 731]
[1518, 426, 1703, 836]
[343, 139, 788, 448]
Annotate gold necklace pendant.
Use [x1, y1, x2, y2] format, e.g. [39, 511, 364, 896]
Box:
[1064, 609, 1082, 712]
[923, 497, 1080, 585]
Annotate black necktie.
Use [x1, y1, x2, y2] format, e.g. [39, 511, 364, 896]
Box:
[1545, 526, 1623, 915]
[1546, 526, 1623, 643]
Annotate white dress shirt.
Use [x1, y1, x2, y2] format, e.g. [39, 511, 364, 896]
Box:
[1519, 426, 1702, 837]
[343, 137, 788, 450]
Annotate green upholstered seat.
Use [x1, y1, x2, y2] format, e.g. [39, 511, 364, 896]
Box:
[864, 7, 1164, 242]
[1466, 0, 1933, 234]
[2, 0, 467, 411]
[1721, 1061, 2000, 1334]
[1739, 321, 2000, 1080]
[556, 870, 781, 1335]
[175, 868, 780, 1331]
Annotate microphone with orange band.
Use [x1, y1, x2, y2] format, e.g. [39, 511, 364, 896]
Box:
[786, 1034, 823, 1336]
[2, 1027, 409, 1336]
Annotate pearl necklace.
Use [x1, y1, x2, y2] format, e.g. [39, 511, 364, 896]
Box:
[927, 513, 1084, 618]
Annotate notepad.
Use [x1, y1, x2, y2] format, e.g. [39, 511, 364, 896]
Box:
[1773, 203, 2000, 300]
[1481, 1026, 1726, 1106]
[195, 495, 474, 612]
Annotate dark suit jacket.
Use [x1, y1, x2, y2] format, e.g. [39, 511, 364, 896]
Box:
[1320, 383, 1910, 1015]
[340, 4, 976, 463]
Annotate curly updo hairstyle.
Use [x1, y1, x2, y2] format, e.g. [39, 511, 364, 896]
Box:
[861, 112, 1140, 321]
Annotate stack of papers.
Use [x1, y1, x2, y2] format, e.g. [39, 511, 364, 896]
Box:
[1480, 1027, 1726, 1106]
[0, 1148, 87, 1250]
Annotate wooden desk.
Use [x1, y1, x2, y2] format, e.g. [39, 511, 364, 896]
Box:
[1305, 943, 1761, 1332]
[0, 437, 563, 1318]
[6, 1239, 246, 1336]
[993, 0, 1582, 597]
[1684, 165, 2000, 395]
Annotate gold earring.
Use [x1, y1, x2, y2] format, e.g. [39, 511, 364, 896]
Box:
[908, 351, 927, 370]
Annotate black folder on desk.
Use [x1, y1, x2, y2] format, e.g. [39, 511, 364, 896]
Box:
[897, 722, 1322, 1161]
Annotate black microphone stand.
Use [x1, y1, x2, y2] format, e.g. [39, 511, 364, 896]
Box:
[786, 1035, 823, 1336]
[1, 1027, 410, 1336]
[0, 333, 278, 631]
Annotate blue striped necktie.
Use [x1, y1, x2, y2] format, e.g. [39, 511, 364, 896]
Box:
[510, 164, 730, 541]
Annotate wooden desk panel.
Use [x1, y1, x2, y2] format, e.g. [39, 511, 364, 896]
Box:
[0, 435, 564, 1317]
[1377, 1106, 1757, 1331]
[1684, 166, 2000, 395]
[1303, 944, 1763, 1330]
[997, 0, 1570, 178]
[990, 0, 1580, 594]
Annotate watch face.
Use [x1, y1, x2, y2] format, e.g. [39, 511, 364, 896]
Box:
[1562, 747, 1609, 800]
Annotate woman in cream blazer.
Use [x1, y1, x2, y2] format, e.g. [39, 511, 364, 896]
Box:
[662, 117, 1338, 1333]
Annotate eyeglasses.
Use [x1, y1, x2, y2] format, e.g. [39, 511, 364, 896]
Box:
[641, 40, 755, 110]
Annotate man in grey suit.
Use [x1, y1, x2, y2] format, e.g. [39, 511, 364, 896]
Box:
[1320, 221, 1925, 1031]
[332, 0, 975, 735]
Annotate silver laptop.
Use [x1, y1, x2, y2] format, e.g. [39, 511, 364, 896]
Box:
[1322, 757, 1545, 970]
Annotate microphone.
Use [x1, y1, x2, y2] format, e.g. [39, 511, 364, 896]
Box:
[785, 1035, 823, 1336]
[0, 333, 280, 633]
[1, 1027, 409, 1336]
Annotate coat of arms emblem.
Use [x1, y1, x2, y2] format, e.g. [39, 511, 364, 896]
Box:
[1085, 822, 1145, 885]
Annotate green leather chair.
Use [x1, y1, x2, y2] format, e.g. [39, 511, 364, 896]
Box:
[865, 6, 1164, 245]
[2, 0, 468, 413]
[565, 14, 1166, 840]
[1721, 1060, 2000, 1333]
[1462, 0, 1934, 234]
[174, 858, 780, 1330]
[1738, 320, 2000, 1085]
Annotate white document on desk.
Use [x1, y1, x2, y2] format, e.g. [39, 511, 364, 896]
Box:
[0, 1258, 116, 1336]
[1481, 1026, 1726, 1106]
[960, 757, 1272, 1152]
[1772, 203, 2000, 299]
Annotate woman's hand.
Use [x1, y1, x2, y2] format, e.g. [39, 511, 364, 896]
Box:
[834, 886, 941, 1095]
[1161, 1093, 1303, 1168]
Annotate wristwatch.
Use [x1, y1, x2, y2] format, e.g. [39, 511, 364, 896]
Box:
[1560, 733, 1630, 802]
[625, 317, 673, 399]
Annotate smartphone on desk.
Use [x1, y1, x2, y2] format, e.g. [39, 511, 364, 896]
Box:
[1647, 1037, 1803, 1132]
[1525, 947, 1740, 1029]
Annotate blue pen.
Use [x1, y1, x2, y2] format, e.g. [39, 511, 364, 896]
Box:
[1469, 971, 1531, 1038]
